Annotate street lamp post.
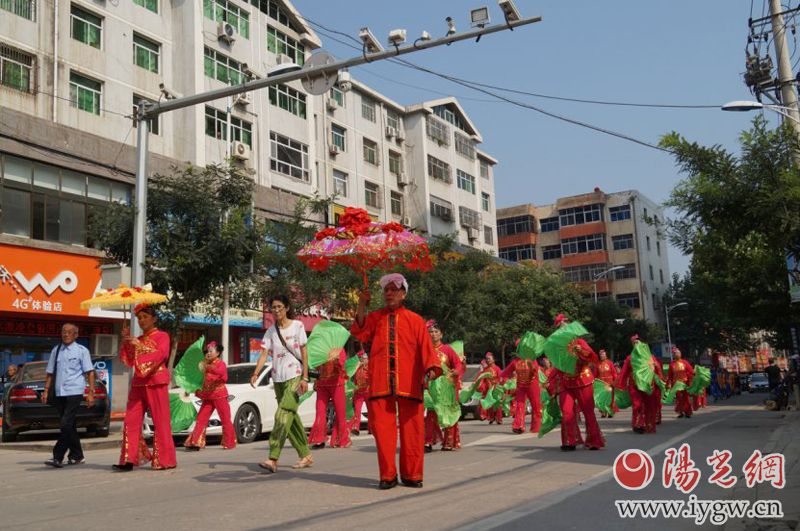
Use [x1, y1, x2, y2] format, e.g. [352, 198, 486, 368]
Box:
[722, 100, 800, 164]
[665, 301, 688, 360]
[593, 265, 625, 303]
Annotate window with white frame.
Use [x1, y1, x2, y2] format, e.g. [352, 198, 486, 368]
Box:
[0, 44, 34, 93]
[609, 204, 631, 221]
[364, 181, 380, 209]
[269, 131, 309, 182]
[133, 95, 159, 135]
[332, 169, 347, 197]
[484, 225, 493, 245]
[2, 0, 36, 20]
[69, 72, 101, 115]
[386, 110, 400, 130]
[427, 155, 451, 183]
[250, 0, 290, 27]
[540, 217, 559, 232]
[433, 105, 468, 132]
[134, 0, 158, 13]
[614, 263, 637, 280]
[500, 244, 535, 262]
[559, 203, 603, 227]
[612, 233, 634, 250]
[71, 5, 102, 49]
[361, 97, 376, 122]
[133, 34, 160, 73]
[617, 292, 641, 309]
[481, 192, 490, 212]
[329, 87, 344, 107]
[268, 84, 306, 118]
[204, 106, 252, 146]
[562, 264, 612, 283]
[331, 124, 346, 151]
[390, 191, 403, 216]
[542, 244, 561, 260]
[454, 133, 475, 159]
[204, 0, 250, 38]
[498, 215, 535, 237]
[267, 26, 304, 65]
[388, 151, 402, 176]
[456, 170, 476, 194]
[480, 158, 490, 179]
[430, 196, 453, 221]
[426, 116, 450, 146]
[561, 233, 605, 255]
[363, 138, 378, 165]
[459, 206, 481, 229]
[204, 47, 245, 85]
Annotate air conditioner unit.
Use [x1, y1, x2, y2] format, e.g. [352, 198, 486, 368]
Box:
[91, 334, 119, 358]
[276, 53, 294, 65]
[232, 141, 251, 161]
[326, 97, 338, 111]
[385, 126, 397, 138]
[235, 92, 251, 106]
[397, 171, 410, 186]
[329, 144, 341, 156]
[396, 129, 406, 142]
[217, 22, 236, 44]
[467, 227, 478, 240]
[401, 215, 411, 226]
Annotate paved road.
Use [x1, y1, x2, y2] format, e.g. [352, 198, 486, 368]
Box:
[0, 393, 792, 531]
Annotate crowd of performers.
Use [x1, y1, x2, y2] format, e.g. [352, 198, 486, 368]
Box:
[110, 274, 711, 490]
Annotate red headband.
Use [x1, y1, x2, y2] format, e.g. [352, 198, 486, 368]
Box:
[426, 319, 438, 330]
[553, 313, 567, 327]
[133, 303, 150, 315]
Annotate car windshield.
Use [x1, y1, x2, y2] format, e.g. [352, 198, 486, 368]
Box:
[227, 364, 267, 385]
[20, 363, 47, 383]
[750, 374, 768, 382]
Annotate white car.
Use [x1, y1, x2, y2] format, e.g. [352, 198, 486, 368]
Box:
[144, 363, 319, 444]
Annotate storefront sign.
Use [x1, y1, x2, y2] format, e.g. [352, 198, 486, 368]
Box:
[0, 244, 102, 317]
[0, 318, 113, 337]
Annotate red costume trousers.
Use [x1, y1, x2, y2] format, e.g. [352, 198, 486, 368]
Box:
[631, 387, 659, 433]
[184, 398, 236, 449]
[558, 386, 604, 448]
[349, 392, 368, 434]
[119, 384, 176, 469]
[424, 410, 444, 446]
[692, 389, 707, 410]
[368, 396, 425, 482]
[675, 390, 693, 417]
[309, 385, 350, 447]
[512, 383, 542, 432]
[480, 404, 503, 423]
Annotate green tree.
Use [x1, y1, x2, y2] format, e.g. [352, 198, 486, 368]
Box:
[89, 163, 263, 365]
[583, 300, 661, 362]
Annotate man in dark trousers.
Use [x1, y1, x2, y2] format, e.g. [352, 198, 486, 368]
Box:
[42, 323, 95, 468]
[765, 358, 782, 393]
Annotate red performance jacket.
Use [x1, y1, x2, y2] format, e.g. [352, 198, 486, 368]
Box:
[120, 328, 171, 387]
[196, 358, 229, 400]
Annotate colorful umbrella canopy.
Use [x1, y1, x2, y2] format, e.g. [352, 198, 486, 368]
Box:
[297, 207, 433, 287]
[80, 283, 167, 310]
[306, 320, 350, 369]
[543, 321, 590, 375]
[174, 336, 205, 394]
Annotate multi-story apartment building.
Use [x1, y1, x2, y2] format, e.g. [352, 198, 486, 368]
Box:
[0, 0, 500, 407]
[497, 189, 670, 323]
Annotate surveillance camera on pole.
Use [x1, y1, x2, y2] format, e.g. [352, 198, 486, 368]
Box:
[387, 28, 407, 47]
[359, 27, 384, 53]
[498, 0, 521, 24]
[158, 82, 178, 100]
[471, 7, 491, 28]
[446, 16, 457, 37]
[338, 69, 352, 92]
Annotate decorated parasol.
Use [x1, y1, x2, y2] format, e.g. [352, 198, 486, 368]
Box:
[297, 207, 433, 287]
[306, 320, 350, 369]
[543, 321, 590, 375]
[80, 283, 167, 311]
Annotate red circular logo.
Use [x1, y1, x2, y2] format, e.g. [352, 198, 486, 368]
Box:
[613, 449, 654, 490]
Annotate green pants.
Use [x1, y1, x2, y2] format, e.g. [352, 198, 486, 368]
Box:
[269, 377, 310, 461]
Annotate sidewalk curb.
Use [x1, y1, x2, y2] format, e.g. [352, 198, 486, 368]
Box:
[0, 435, 122, 453]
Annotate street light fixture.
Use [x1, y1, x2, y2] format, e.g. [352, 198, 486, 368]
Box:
[593, 265, 625, 303]
[721, 100, 800, 125]
[665, 301, 688, 360]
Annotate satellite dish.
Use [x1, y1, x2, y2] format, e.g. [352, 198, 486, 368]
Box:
[301, 51, 339, 96]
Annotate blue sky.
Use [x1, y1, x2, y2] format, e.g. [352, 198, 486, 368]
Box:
[294, 1, 776, 275]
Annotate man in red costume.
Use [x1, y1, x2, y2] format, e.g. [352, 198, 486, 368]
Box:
[351, 273, 441, 490]
[348, 348, 369, 435]
[667, 347, 695, 418]
[596, 349, 618, 418]
[501, 353, 542, 434]
[617, 334, 661, 434]
[550, 314, 605, 451]
[309, 348, 351, 449]
[477, 353, 503, 424]
[114, 304, 176, 471]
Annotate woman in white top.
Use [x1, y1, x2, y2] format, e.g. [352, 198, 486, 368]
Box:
[250, 295, 312, 473]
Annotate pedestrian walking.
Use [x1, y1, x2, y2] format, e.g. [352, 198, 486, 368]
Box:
[184, 342, 236, 451]
[351, 273, 441, 489]
[250, 294, 313, 473]
[42, 324, 95, 468]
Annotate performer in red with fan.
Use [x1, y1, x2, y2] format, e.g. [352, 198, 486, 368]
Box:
[184, 342, 236, 450]
[114, 304, 176, 471]
[667, 347, 695, 418]
[309, 348, 351, 449]
[348, 346, 369, 436]
[596, 349, 618, 418]
[351, 273, 441, 490]
[477, 353, 503, 424]
[617, 334, 660, 434]
[501, 352, 542, 434]
[424, 320, 464, 452]
[551, 314, 605, 451]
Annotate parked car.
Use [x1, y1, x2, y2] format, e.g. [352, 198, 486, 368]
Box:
[144, 362, 367, 444]
[1, 361, 110, 442]
[459, 364, 484, 420]
[749, 372, 769, 392]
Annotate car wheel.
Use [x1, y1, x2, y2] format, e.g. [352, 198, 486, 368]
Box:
[235, 404, 260, 444]
[95, 423, 110, 438]
[2, 420, 17, 443]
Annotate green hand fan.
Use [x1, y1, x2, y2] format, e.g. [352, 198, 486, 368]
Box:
[169, 392, 197, 432]
[306, 320, 350, 369]
[688, 366, 711, 395]
[662, 381, 688, 404]
[544, 321, 589, 375]
[298, 389, 315, 404]
[174, 336, 205, 393]
[518, 331, 546, 360]
[344, 355, 361, 378]
[593, 380, 614, 416]
[431, 376, 460, 428]
[631, 342, 656, 394]
[345, 380, 356, 420]
[614, 387, 632, 409]
[458, 371, 493, 404]
[449, 340, 464, 358]
[538, 397, 562, 438]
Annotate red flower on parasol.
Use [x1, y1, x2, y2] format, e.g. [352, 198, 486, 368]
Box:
[297, 207, 433, 286]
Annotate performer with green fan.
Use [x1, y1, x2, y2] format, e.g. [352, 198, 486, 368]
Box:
[477, 353, 503, 424]
[424, 320, 464, 452]
[667, 347, 695, 419]
[595, 349, 618, 418]
[617, 334, 662, 434]
[501, 336, 543, 434]
[184, 342, 236, 450]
